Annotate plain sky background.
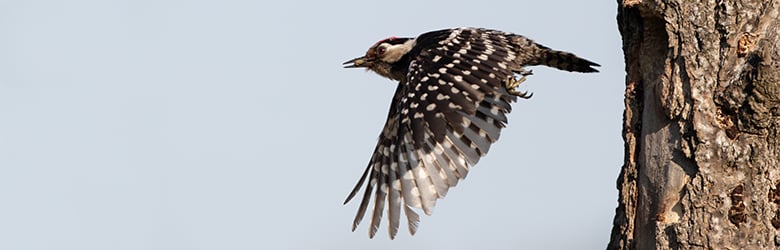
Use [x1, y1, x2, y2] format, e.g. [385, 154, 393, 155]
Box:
[0, 1, 625, 249]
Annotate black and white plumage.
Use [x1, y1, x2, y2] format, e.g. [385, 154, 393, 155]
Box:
[343, 27, 599, 239]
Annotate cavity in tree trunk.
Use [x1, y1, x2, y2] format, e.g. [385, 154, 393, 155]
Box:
[608, 0, 780, 249]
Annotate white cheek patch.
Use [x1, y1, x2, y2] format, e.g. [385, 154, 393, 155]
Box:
[382, 39, 416, 63]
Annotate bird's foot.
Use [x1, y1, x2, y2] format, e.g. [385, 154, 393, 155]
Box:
[505, 70, 534, 99]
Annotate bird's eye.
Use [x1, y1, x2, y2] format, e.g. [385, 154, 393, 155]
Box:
[377, 46, 387, 55]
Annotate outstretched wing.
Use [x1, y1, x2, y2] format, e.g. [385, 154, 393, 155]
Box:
[344, 28, 524, 239]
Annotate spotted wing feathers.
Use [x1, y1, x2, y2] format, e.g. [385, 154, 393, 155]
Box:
[344, 28, 523, 239]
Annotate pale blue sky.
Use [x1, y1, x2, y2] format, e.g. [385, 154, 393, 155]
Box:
[1, 1, 624, 249]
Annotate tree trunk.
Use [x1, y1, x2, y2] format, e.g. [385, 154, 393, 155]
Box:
[608, 0, 780, 249]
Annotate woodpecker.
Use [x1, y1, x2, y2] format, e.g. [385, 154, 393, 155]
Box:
[343, 27, 599, 239]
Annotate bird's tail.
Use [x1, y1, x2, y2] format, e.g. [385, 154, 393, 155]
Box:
[534, 44, 600, 73]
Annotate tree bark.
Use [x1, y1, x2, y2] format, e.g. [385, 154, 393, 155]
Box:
[608, 0, 780, 249]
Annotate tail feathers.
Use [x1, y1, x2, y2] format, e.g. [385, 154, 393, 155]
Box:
[536, 45, 600, 73]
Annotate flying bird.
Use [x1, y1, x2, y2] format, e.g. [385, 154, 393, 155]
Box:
[343, 27, 599, 239]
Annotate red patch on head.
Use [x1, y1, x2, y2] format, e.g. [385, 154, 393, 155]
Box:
[374, 36, 398, 46]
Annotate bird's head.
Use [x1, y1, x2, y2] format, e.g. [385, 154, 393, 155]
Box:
[343, 36, 415, 81]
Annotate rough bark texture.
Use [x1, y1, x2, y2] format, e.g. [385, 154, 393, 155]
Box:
[608, 0, 780, 249]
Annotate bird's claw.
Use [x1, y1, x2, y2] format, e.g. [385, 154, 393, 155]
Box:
[505, 70, 534, 99]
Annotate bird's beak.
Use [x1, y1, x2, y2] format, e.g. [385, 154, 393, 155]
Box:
[343, 57, 368, 68]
